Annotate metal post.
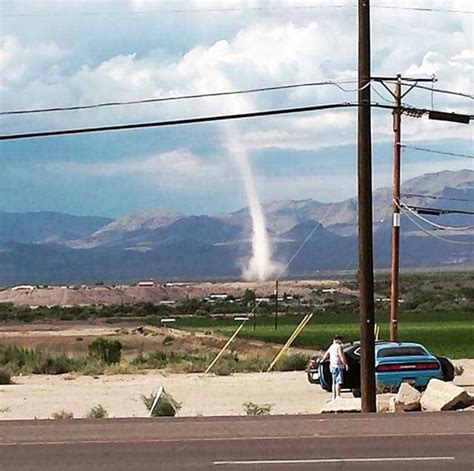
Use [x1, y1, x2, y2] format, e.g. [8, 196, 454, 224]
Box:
[358, 0, 376, 413]
[275, 280, 279, 330]
[390, 75, 402, 342]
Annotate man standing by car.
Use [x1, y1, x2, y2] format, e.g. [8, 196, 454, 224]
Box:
[322, 335, 349, 400]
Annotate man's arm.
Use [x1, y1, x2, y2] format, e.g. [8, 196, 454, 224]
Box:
[338, 346, 349, 369]
[321, 349, 330, 362]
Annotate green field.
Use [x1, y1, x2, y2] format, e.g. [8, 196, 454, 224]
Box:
[171, 310, 474, 359]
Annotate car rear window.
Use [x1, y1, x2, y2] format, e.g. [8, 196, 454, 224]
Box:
[377, 347, 427, 358]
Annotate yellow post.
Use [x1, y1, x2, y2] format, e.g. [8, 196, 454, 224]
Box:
[205, 320, 247, 374]
[374, 323, 380, 341]
[267, 313, 313, 372]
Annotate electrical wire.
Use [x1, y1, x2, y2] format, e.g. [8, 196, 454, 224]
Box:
[395, 82, 474, 100]
[372, 5, 474, 14]
[398, 208, 474, 245]
[0, 80, 362, 116]
[244, 203, 336, 319]
[1, 3, 355, 17]
[400, 144, 474, 160]
[399, 201, 474, 232]
[2, 3, 473, 17]
[0, 101, 398, 141]
[402, 193, 474, 203]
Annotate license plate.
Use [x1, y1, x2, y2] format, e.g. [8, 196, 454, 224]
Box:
[312, 372, 319, 380]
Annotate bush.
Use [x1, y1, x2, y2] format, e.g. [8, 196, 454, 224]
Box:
[0, 369, 11, 385]
[88, 338, 122, 365]
[51, 410, 74, 420]
[243, 402, 272, 416]
[142, 390, 181, 417]
[85, 404, 108, 419]
[273, 353, 310, 372]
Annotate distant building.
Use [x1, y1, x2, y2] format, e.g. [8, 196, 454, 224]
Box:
[209, 293, 229, 300]
[138, 280, 154, 287]
[12, 285, 35, 291]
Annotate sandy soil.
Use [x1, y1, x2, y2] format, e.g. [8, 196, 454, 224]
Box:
[1, 361, 473, 421]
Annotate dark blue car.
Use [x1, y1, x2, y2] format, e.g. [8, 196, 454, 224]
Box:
[307, 341, 454, 397]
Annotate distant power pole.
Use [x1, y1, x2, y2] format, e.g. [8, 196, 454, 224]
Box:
[357, 0, 376, 413]
[274, 280, 279, 330]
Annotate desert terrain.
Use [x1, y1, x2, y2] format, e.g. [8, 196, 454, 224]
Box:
[0, 279, 346, 307]
[1, 321, 473, 420]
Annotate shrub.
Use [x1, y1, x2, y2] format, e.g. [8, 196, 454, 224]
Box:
[142, 390, 181, 417]
[273, 353, 310, 372]
[0, 369, 11, 385]
[243, 402, 272, 416]
[51, 410, 74, 420]
[85, 404, 108, 419]
[88, 338, 122, 365]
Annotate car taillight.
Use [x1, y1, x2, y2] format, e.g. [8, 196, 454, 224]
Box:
[376, 362, 439, 372]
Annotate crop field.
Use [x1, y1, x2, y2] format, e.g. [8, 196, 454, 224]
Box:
[172, 310, 474, 359]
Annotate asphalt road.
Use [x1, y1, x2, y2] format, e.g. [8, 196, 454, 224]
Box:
[1, 413, 472, 470]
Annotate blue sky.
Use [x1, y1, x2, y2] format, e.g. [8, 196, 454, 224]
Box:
[0, 0, 472, 217]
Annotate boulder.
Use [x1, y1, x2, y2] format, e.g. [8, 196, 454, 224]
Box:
[421, 379, 473, 411]
[390, 383, 422, 412]
[377, 394, 395, 413]
[320, 398, 361, 414]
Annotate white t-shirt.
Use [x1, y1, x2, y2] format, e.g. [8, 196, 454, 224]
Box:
[328, 342, 344, 369]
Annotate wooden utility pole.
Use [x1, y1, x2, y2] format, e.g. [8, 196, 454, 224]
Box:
[390, 75, 402, 342]
[357, 0, 376, 413]
[371, 75, 435, 343]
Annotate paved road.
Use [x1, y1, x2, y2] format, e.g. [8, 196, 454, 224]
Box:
[1, 413, 472, 470]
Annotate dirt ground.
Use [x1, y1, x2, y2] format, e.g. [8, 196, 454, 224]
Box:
[0, 279, 346, 307]
[1, 362, 472, 420]
[1, 322, 472, 420]
[0, 321, 299, 357]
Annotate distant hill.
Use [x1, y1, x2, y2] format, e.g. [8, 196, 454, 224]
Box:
[0, 169, 472, 284]
[0, 211, 112, 244]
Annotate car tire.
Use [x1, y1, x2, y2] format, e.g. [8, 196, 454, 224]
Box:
[436, 356, 455, 382]
[352, 388, 361, 398]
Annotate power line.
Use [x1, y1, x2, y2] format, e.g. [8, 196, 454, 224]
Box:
[372, 5, 474, 15]
[1, 3, 355, 17]
[402, 193, 474, 203]
[3, 3, 473, 17]
[0, 80, 362, 116]
[403, 204, 474, 217]
[400, 144, 474, 160]
[395, 82, 474, 100]
[0, 101, 398, 141]
[399, 207, 474, 245]
[399, 201, 474, 231]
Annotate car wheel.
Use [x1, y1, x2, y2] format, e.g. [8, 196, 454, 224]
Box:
[352, 388, 361, 398]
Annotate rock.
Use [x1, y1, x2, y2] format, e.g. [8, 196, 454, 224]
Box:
[421, 379, 473, 411]
[376, 394, 395, 413]
[320, 398, 361, 414]
[390, 383, 422, 412]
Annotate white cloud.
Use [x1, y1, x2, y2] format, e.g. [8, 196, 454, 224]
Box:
[1, 0, 472, 209]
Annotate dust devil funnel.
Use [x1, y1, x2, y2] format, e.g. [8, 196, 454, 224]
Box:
[225, 133, 280, 281]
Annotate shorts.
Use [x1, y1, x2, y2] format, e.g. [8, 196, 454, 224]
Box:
[330, 366, 345, 385]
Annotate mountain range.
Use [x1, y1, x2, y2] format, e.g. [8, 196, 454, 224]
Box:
[0, 169, 472, 285]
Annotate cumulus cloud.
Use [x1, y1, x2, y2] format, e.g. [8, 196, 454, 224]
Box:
[0, 0, 472, 212]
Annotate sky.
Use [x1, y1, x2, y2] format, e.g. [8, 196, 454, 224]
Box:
[0, 0, 472, 218]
